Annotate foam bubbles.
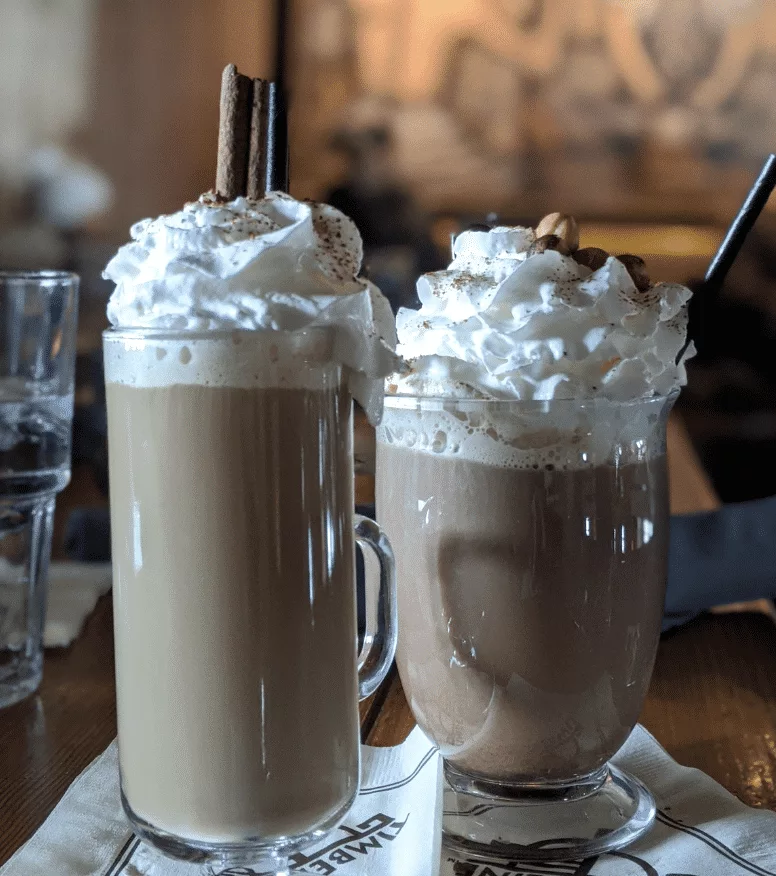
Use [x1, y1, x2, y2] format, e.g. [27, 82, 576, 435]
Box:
[104, 331, 341, 391]
[378, 400, 667, 471]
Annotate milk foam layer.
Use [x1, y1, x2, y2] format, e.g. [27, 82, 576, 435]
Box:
[104, 192, 397, 420]
[393, 226, 694, 401]
[378, 396, 672, 471]
[103, 330, 340, 391]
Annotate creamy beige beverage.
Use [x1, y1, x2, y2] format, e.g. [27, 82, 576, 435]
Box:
[106, 355, 358, 841]
[102, 192, 397, 860]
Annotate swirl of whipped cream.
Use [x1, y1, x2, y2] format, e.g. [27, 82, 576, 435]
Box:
[393, 226, 694, 400]
[104, 192, 397, 421]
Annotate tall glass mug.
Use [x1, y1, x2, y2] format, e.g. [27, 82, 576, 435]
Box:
[376, 393, 676, 862]
[104, 327, 397, 875]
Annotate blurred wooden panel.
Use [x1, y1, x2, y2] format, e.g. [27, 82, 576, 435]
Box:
[0, 0, 96, 179]
[667, 416, 719, 514]
[83, 0, 273, 234]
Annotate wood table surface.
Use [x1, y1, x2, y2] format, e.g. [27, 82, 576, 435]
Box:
[1, 414, 775, 866]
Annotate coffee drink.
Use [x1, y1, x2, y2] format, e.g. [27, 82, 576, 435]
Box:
[102, 192, 397, 864]
[105, 335, 358, 842]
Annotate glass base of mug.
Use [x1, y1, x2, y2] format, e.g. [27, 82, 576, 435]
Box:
[122, 790, 354, 874]
[442, 760, 656, 863]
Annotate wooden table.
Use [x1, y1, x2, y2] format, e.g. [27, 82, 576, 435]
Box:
[2, 416, 776, 866]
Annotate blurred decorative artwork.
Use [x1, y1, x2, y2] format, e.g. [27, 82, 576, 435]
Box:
[294, 0, 776, 219]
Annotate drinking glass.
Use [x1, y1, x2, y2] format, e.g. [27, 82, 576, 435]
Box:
[0, 271, 78, 708]
[103, 327, 397, 875]
[376, 392, 676, 862]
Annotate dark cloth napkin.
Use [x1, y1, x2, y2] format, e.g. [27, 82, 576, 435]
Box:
[663, 494, 776, 630]
[65, 498, 776, 632]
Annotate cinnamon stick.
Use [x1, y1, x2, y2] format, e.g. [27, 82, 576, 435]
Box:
[247, 78, 270, 199]
[216, 64, 251, 199]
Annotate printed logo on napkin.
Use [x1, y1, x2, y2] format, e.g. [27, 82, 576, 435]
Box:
[285, 813, 410, 873]
[207, 815, 408, 875]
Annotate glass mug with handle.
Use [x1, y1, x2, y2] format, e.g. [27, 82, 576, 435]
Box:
[104, 327, 397, 875]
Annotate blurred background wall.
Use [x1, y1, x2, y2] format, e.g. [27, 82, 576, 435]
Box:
[1, 0, 775, 499]
[4, 0, 776, 231]
[0, 0, 275, 236]
[294, 0, 775, 220]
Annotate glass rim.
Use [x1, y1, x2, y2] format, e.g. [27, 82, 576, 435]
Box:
[0, 270, 79, 284]
[383, 389, 681, 410]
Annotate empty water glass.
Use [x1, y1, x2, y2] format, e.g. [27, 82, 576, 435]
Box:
[0, 271, 79, 707]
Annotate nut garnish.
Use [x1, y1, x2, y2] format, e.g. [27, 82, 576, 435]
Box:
[616, 254, 651, 291]
[535, 212, 579, 252]
[528, 234, 570, 256]
[574, 246, 609, 272]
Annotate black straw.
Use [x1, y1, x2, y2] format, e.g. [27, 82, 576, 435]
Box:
[705, 153, 776, 289]
[677, 153, 776, 362]
[265, 0, 289, 193]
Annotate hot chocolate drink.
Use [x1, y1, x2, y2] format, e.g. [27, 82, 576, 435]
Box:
[377, 405, 668, 781]
[376, 213, 692, 858]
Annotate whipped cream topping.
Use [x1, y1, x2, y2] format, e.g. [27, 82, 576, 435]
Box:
[104, 192, 397, 421]
[393, 227, 694, 400]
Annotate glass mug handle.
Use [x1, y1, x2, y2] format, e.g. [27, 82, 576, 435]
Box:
[354, 514, 398, 700]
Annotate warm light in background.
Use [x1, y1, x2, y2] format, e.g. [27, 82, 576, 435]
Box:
[296, 0, 776, 219]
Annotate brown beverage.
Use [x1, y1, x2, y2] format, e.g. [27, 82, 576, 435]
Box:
[379, 211, 687, 858]
[376, 398, 670, 783]
[105, 334, 359, 843]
